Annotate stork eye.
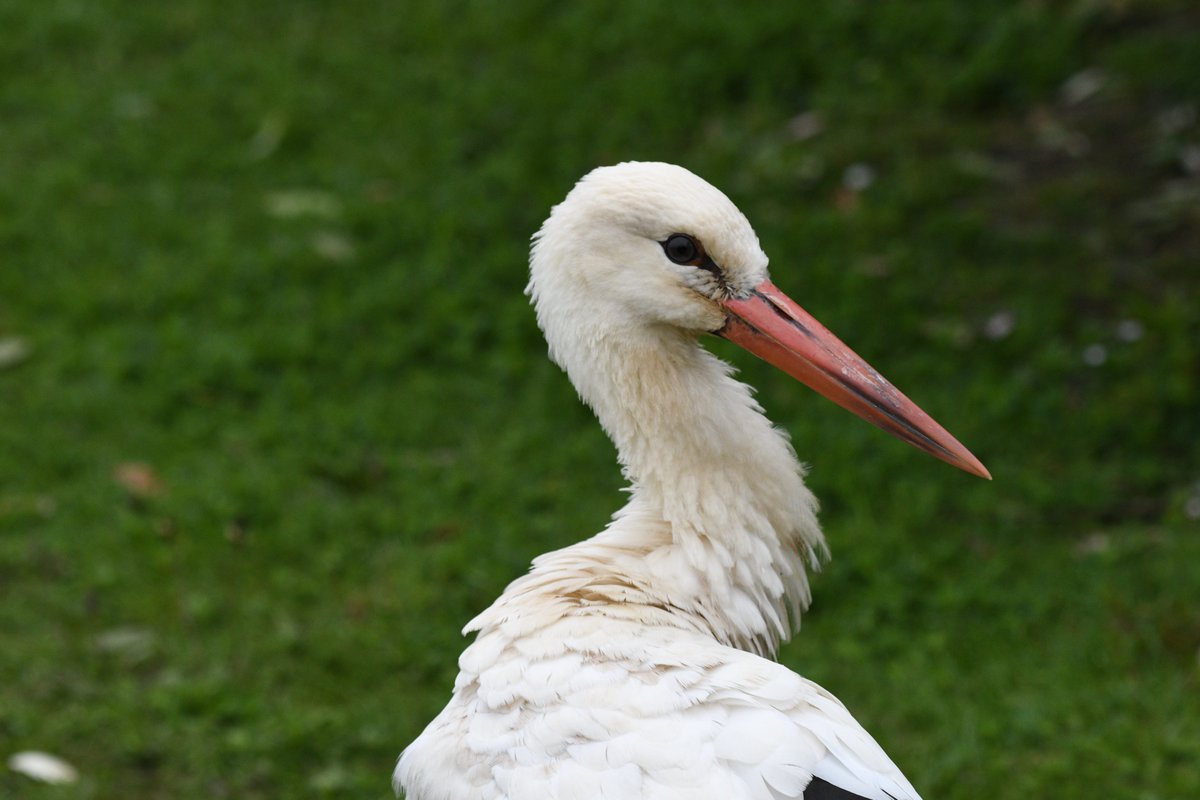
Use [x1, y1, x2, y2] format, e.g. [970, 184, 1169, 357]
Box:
[663, 234, 700, 265]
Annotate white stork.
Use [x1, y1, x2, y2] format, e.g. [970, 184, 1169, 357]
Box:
[396, 162, 989, 800]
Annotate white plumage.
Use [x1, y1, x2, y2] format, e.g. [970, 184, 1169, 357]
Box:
[396, 162, 987, 800]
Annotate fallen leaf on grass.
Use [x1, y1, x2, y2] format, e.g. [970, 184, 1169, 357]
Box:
[1182, 145, 1200, 175]
[1185, 484, 1200, 521]
[1082, 343, 1108, 366]
[8, 751, 79, 784]
[1060, 67, 1106, 106]
[114, 462, 164, 499]
[264, 189, 342, 219]
[786, 111, 824, 141]
[983, 310, 1016, 341]
[1075, 532, 1111, 556]
[1115, 319, 1144, 343]
[842, 163, 875, 192]
[0, 337, 31, 369]
[95, 627, 157, 667]
[311, 230, 356, 262]
[94, 626, 156, 656]
[225, 518, 247, 544]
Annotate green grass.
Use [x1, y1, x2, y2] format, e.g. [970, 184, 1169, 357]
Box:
[2, 1, 1198, 797]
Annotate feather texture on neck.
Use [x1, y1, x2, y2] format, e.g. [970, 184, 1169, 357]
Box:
[468, 322, 824, 658]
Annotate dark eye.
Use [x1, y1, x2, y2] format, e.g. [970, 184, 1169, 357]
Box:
[662, 233, 699, 265]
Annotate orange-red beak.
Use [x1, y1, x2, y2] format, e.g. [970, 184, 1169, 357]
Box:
[718, 280, 990, 479]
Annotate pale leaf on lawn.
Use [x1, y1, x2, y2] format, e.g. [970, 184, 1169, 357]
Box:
[8, 751, 79, 784]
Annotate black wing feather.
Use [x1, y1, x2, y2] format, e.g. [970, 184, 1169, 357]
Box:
[803, 776, 877, 800]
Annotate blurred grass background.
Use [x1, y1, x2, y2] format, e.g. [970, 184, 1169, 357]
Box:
[1, 1, 1198, 797]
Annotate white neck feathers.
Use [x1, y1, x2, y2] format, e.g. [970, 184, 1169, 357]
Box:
[470, 317, 825, 658]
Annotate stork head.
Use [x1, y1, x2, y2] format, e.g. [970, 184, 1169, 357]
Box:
[530, 162, 768, 334]
[529, 161, 989, 479]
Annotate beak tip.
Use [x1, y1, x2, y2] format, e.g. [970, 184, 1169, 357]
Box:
[958, 453, 992, 481]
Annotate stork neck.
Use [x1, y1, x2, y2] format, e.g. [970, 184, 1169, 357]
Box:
[475, 326, 826, 656]
[581, 327, 823, 601]
[576, 326, 793, 503]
